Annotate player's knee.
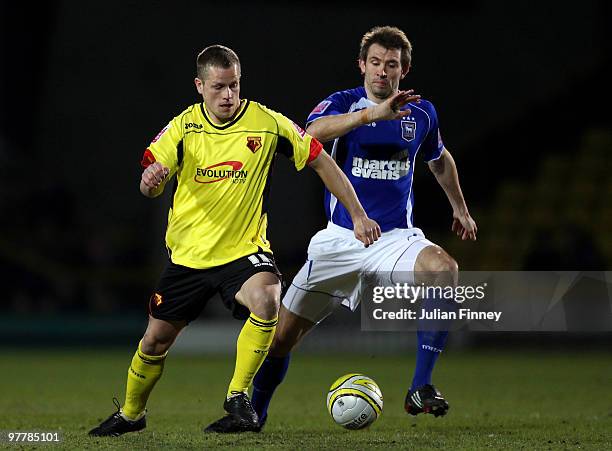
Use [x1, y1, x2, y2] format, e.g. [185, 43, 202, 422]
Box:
[438, 254, 458, 275]
[140, 334, 173, 355]
[434, 255, 458, 286]
[141, 327, 178, 355]
[247, 285, 280, 319]
[419, 252, 459, 287]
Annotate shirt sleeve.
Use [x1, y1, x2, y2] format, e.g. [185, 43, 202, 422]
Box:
[265, 108, 323, 171]
[306, 91, 351, 127]
[420, 102, 445, 162]
[141, 114, 184, 172]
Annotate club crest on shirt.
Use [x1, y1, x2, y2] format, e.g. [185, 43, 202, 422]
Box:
[151, 293, 163, 306]
[401, 120, 416, 142]
[246, 136, 262, 153]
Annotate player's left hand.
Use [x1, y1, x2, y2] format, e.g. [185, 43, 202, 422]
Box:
[452, 210, 477, 241]
[353, 215, 382, 247]
[373, 90, 421, 122]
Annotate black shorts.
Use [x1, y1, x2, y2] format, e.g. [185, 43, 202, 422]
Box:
[148, 252, 281, 322]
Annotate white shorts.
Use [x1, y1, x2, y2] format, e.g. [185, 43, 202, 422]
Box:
[282, 222, 435, 323]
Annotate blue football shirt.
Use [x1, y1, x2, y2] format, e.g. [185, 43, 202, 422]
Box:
[307, 86, 444, 232]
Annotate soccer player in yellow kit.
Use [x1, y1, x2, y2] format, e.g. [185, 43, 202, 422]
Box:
[88, 45, 380, 436]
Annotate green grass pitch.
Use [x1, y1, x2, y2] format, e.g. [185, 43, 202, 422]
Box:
[1, 349, 611, 449]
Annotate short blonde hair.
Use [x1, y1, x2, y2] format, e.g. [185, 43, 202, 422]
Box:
[196, 45, 241, 80]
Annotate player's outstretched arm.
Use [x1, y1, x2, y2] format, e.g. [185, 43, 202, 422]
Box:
[308, 151, 381, 247]
[306, 90, 421, 143]
[428, 148, 477, 241]
[140, 162, 170, 198]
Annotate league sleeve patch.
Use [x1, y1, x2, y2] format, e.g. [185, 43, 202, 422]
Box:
[141, 148, 156, 168]
[290, 120, 306, 138]
[151, 123, 171, 143]
[311, 100, 331, 115]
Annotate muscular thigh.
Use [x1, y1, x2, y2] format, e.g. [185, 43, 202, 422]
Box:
[217, 251, 282, 319]
[234, 271, 282, 319]
[148, 262, 217, 323]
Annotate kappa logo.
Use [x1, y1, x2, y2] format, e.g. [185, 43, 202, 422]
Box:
[246, 136, 262, 153]
[401, 120, 416, 142]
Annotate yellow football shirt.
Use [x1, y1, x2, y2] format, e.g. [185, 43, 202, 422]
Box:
[141, 100, 322, 269]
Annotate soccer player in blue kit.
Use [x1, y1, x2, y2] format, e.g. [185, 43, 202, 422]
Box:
[248, 26, 478, 431]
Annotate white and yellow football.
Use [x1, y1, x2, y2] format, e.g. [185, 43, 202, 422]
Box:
[326, 373, 383, 429]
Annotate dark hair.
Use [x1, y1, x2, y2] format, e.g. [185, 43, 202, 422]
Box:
[359, 26, 412, 70]
[196, 45, 241, 80]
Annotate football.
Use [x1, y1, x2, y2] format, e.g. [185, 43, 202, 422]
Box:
[326, 373, 383, 429]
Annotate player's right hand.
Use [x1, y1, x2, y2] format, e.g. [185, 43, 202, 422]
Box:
[141, 162, 169, 189]
[374, 89, 421, 122]
[353, 215, 382, 248]
[452, 210, 477, 241]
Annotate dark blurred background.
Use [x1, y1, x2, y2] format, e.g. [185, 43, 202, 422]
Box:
[1, 1, 611, 347]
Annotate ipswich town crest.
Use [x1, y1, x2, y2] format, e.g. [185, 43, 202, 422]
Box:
[401, 120, 416, 142]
